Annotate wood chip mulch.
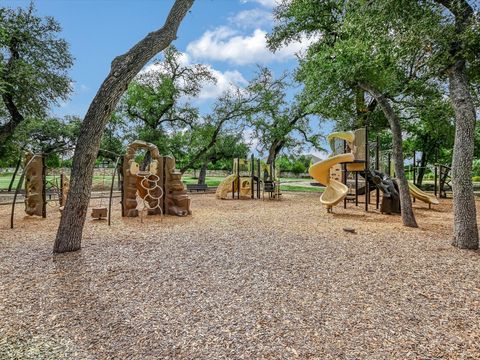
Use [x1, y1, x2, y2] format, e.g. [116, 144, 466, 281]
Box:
[0, 193, 479, 359]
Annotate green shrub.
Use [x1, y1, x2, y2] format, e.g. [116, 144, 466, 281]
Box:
[291, 161, 307, 174]
[472, 176, 480, 182]
[473, 159, 480, 176]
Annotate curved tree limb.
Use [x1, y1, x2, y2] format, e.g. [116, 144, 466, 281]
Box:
[54, 0, 195, 253]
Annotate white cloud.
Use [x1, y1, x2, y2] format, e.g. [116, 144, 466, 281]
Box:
[197, 66, 248, 101]
[186, 26, 314, 65]
[140, 51, 247, 103]
[241, 0, 277, 8]
[229, 8, 273, 29]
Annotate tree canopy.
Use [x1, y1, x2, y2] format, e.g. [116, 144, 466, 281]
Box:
[0, 3, 73, 153]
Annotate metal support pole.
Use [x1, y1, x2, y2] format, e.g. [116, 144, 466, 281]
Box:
[343, 140, 347, 209]
[8, 156, 22, 192]
[355, 171, 358, 206]
[434, 147, 439, 197]
[413, 151, 416, 186]
[270, 161, 273, 199]
[257, 159, 261, 199]
[42, 155, 47, 219]
[232, 159, 235, 199]
[375, 135, 380, 209]
[251, 154, 254, 199]
[60, 173, 64, 207]
[237, 158, 240, 199]
[108, 156, 121, 226]
[10, 168, 26, 229]
[365, 126, 369, 212]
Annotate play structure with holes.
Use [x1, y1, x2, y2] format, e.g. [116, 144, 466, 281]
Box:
[121, 140, 191, 219]
[309, 127, 440, 214]
[9, 148, 119, 228]
[215, 155, 281, 200]
[10, 150, 70, 228]
[8, 140, 191, 228]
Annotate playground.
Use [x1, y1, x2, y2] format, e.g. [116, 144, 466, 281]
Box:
[1, 193, 479, 358]
[1, 0, 479, 358]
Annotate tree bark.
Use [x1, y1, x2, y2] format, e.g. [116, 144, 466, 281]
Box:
[179, 117, 229, 174]
[197, 161, 208, 185]
[266, 139, 285, 165]
[141, 150, 152, 171]
[0, 41, 24, 144]
[360, 84, 418, 228]
[435, 0, 478, 249]
[53, 0, 195, 253]
[449, 61, 478, 249]
[416, 150, 428, 186]
[0, 93, 25, 144]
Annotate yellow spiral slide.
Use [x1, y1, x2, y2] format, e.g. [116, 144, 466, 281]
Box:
[309, 132, 355, 210]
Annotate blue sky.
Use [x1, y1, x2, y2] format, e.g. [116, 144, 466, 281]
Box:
[4, 0, 329, 156]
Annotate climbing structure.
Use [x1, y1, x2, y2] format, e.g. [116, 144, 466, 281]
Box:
[24, 152, 44, 217]
[216, 156, 262, 200]
[122, 140, 191, 218]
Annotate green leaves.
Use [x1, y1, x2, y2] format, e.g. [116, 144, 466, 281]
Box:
[0, 3, 73, 147]
[1, 3, 73, 105]
[121, 46, 213, 130]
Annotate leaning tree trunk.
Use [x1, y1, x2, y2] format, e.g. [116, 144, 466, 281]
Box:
[197, 161, 208, 185]
[53, 0, 195, 253]
[449, 60, 478, 249]
[361, 84, 418, 228]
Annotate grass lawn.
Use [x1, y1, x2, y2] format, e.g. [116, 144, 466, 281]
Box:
[0, 174, 114, 191]
[182, 176, 223, 187]
[182, 176, 313, 189]
[281, 184, 323, 193]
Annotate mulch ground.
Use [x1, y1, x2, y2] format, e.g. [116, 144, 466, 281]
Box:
[0, 193, 479, 359]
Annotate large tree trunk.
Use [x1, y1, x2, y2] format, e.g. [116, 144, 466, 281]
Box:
[0, 94, 24, 144]
[267, 139, 284, 165]
[141, 151, 152, 171]
[53, 0, 195, 253]
[435, 0, 478, 250]
[416, 150, 428, 186]
[361, 84, 418, 228]
[449, 61, 478, 249]
[197, 161, 208, 185]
